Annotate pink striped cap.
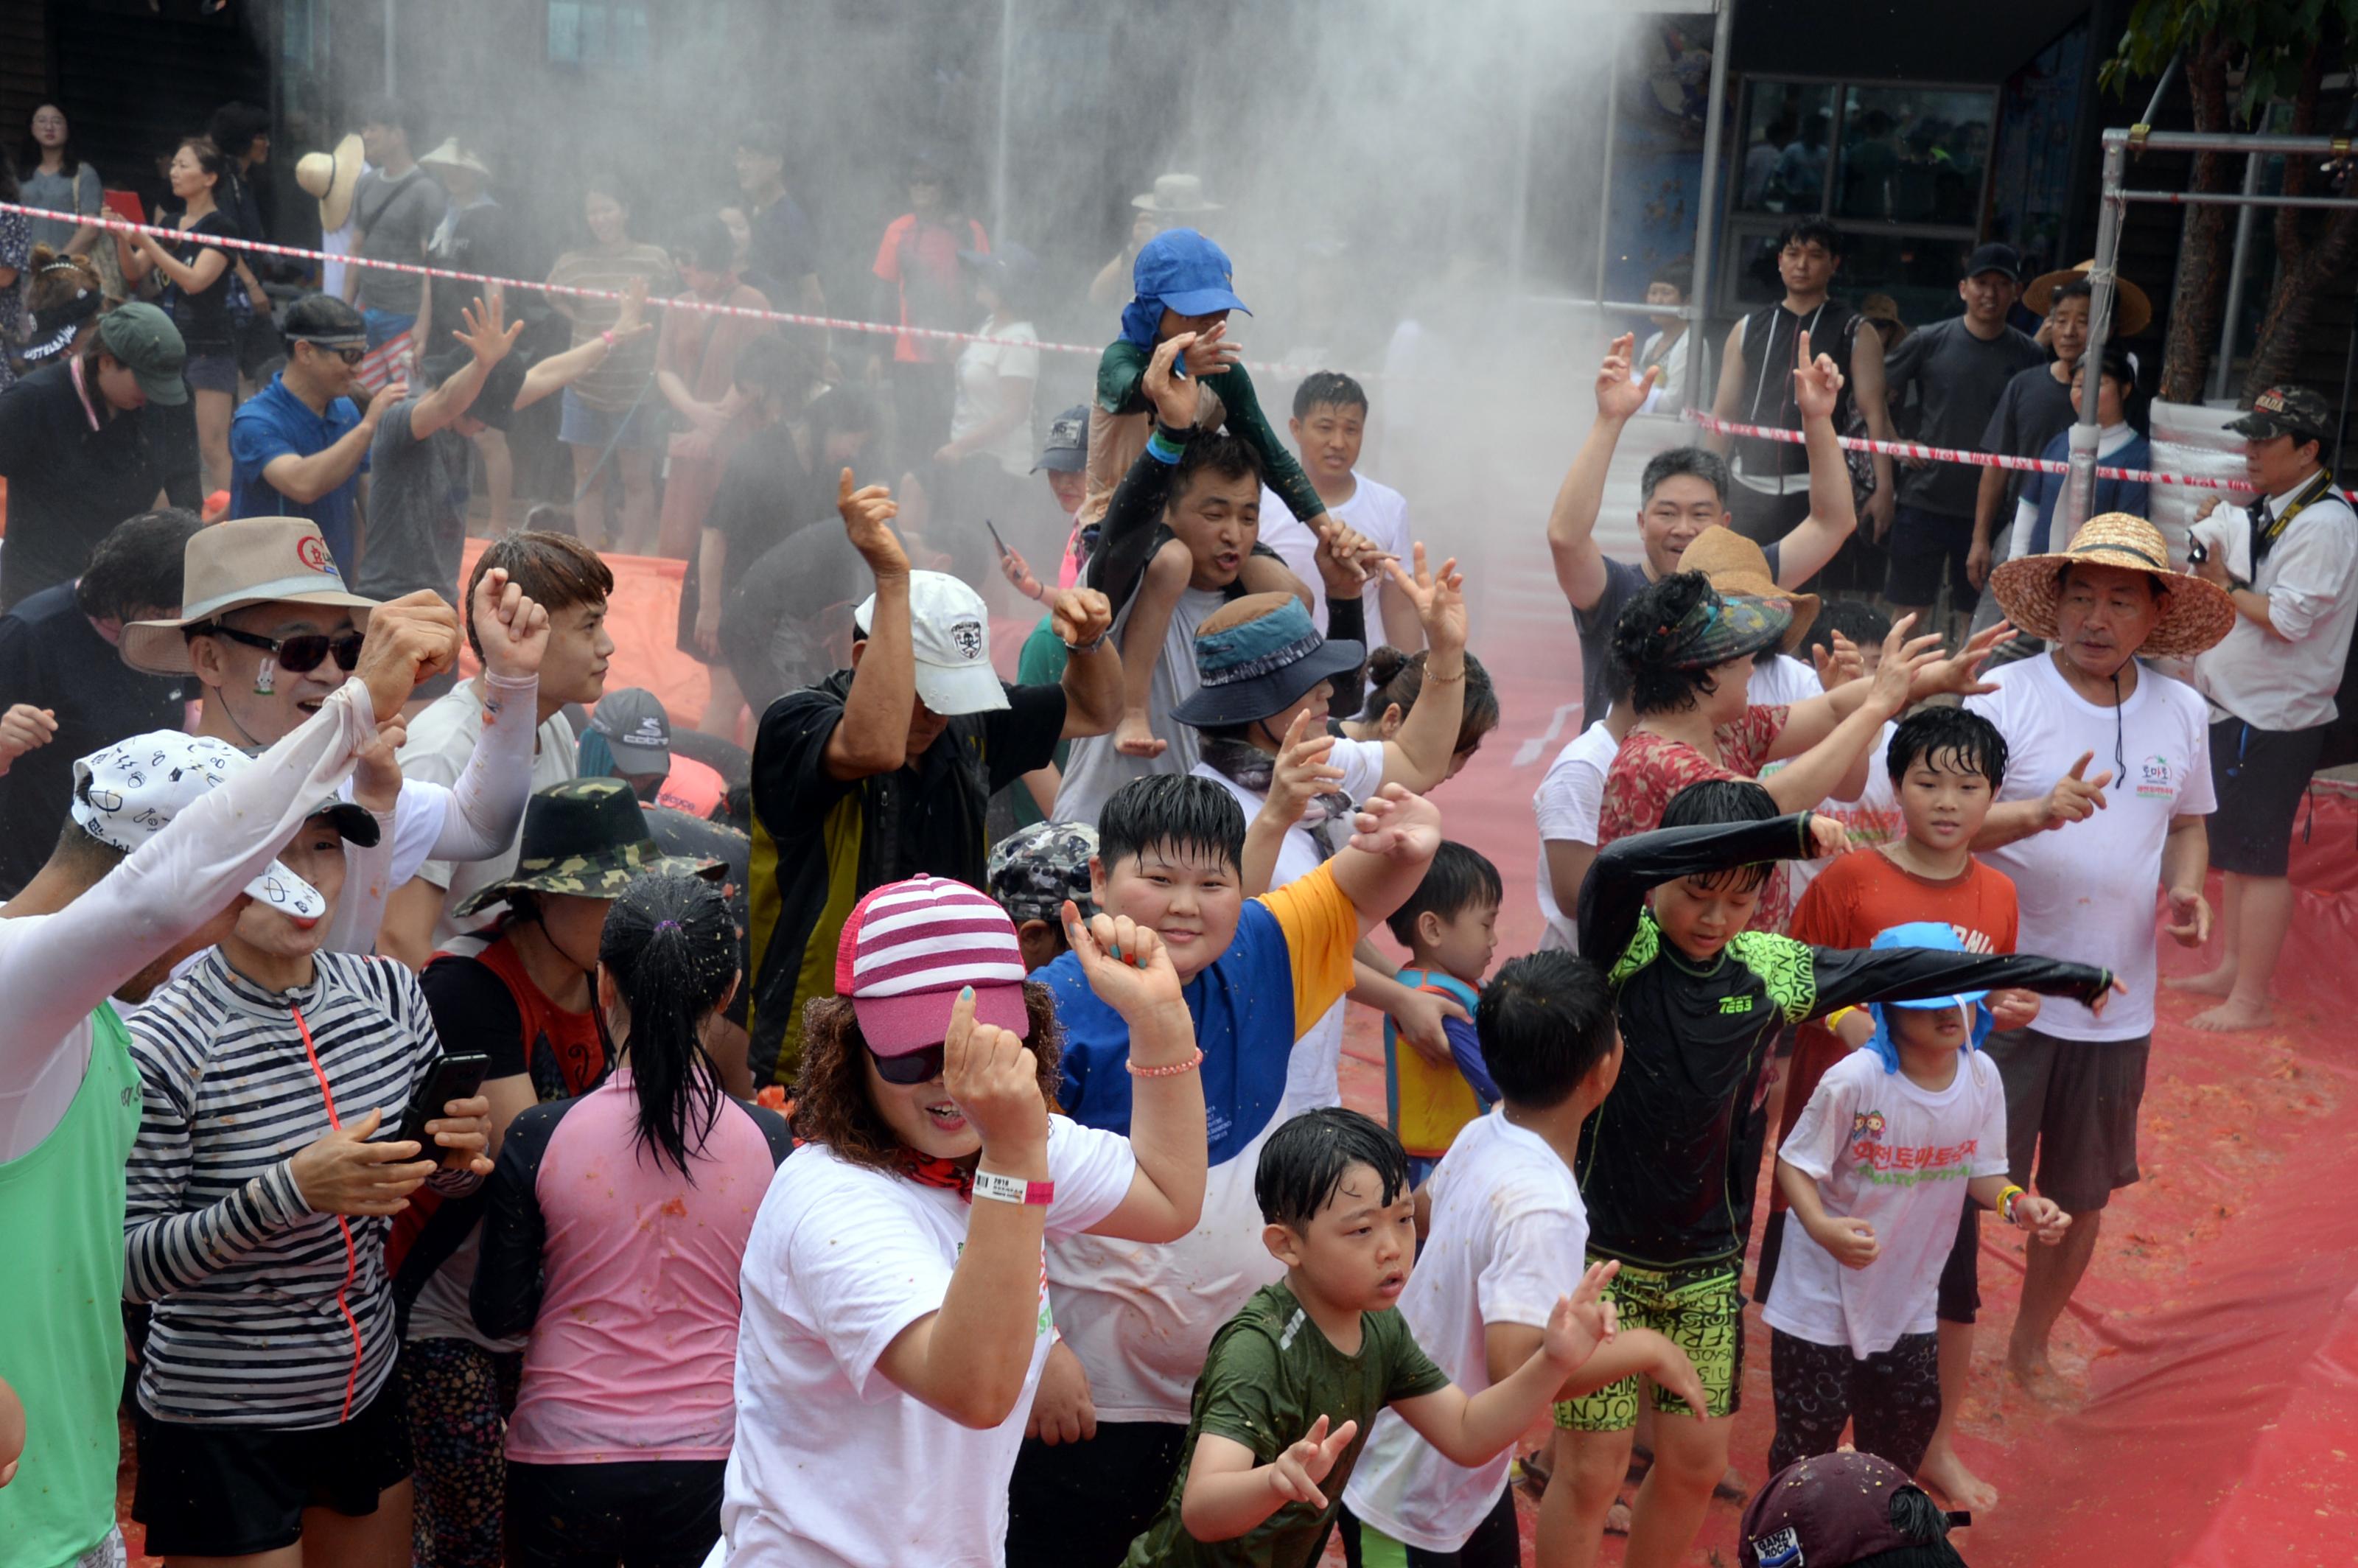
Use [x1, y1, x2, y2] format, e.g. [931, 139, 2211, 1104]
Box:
[835, 875, 1033, 1054]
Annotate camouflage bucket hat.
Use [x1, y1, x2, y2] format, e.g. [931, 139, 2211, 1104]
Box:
[986, 820, 1099, 925]
[456, 777, 719, 916]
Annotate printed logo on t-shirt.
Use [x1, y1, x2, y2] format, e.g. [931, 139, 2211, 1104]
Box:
[1848, 1110, 1978, 1186]
[1719, 995, 1753, 1015]
[1945, 924, 1996, 955]
[2137, 754, 2177, 799]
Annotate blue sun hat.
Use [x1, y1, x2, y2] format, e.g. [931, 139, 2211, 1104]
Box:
[1863, 921, 1995, 1074]
[1119, 228, 1252, 350]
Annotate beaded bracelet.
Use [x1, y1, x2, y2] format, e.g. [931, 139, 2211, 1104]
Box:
[1127, 1047, 1206, 1079]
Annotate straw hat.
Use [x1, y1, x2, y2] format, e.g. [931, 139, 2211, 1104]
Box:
[1133, 173, 1222, 215]
[122, 517, 379, 675]
[416, 137, 491, 181]
[295, 133, 365, 231]
[1987, 512, 2233, 659]
[2024, 260, 2152, 339]
[1678, 526, 1817, 653]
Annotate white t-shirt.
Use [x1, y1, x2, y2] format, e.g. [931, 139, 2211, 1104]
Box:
[1748, 654, 1844, 907]
[1763, 1046, 2009, 1358]
[1051, 585, 1223, 829]
[1257, 472, 1414, 649]
[2191, 484, 2358, 732]
[1344, 1110, 1588, 1553]
[1968, 656, 2214, 1041]
[718, 1116, 1136, 1568]
[948, 318, 1041, 477]
[1532, 721, 1620, 953]
[1190, 735, 1388, 1110]
[397, 682, 577, 951]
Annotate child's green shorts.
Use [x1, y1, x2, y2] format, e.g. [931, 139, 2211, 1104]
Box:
[1553, 1253, 1743, 1430]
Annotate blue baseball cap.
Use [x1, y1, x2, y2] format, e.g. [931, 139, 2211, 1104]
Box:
[1863, 921, 1993, 1074]
[1132, 228, 1251, 319]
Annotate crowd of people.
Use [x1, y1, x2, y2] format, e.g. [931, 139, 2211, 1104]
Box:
[0, 88, 2352, 1568]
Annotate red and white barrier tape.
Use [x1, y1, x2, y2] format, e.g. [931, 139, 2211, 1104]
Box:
[4, 198, 1328, 376]
[1679, 408, 2279, 494]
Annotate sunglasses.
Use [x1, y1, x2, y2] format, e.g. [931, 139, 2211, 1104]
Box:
[867, 1041, 946, 1085]
[207, 623, 365, 673]
[296, 340, 367, 365]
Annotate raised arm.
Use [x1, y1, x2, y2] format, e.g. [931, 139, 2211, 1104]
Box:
[822, 472, 919, 781]
[1242, 712, 1346, 897]
[1374, 547, 1469, 791]
[518, 279, 652, 410]
[408, 295, 524, 441]
[1805, 943, 2116, 1019]
[1063, 913, 1206, 1242]
[1327, 784, 1446, 939]
[1392, 1268, 1617, 1465]
[1085, 334, 1201, 615]
[1214, 359, 1324, 528]
[1547, 335, 1651, 615]
[422, 569, 547, 860]
[1046, 587, 1122, 741]
[1770, 332, 1858, 587]
[1577, 812, 1830, 963]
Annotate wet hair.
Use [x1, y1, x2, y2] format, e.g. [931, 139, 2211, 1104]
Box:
[78, 508, 204, 624]
[598, 872, 738, 1179]
[1610, 571, 1730, 717]
[791, 984, 1063, 1175]
[464, 531, 615, 660]
[283, 293, 366, 343]
[1477, 951, 1618, 1109]
[23, 105, 80, 180]
[1255, 1107, 1410, 1229]
[206, 103, 270, 161]
[671, 214, 738, 274]
[1886, 704, 2009, 790]
[733, 332, 822, 406]
[1292, 371, 1368, 421]
[735, 120, 786, 162]
[1799, 598, 1892, 664]
[1383, 840, 1502, 947]
[1651, 257, 1693, 296]
[1638, 446, 1730, 510]
[175, 137, 228, 194]
[1359, 648, 1500, 756]
[1097, 774, 1246, 877]
[1660, 777, 1780, 892]
[354, 94, 420, 146]
[1775, 217, 1845, 258]
[1166, 431, 1264, 514]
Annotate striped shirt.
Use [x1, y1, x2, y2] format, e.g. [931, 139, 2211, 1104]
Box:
[125, 948, 470, 1428]
[543, 242, 674, 411]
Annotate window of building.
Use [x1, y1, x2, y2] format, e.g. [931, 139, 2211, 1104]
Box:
[547, 0, 650, 69]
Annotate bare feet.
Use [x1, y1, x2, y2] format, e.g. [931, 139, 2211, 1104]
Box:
[2004, 1341, 2075, 1406]
[2165, 966, 2235, 997]
[1604, 1498, 1634, 1536]
[1916, 1441, 2000, 1515]
[2188, 996, 2274, 1032]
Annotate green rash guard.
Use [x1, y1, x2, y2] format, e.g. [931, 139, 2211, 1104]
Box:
[1096, 340, 1327, 525]
[1572, 813, 2113, 1270]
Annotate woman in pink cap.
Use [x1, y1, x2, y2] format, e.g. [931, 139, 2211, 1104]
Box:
[715, 873, 1207, 1568]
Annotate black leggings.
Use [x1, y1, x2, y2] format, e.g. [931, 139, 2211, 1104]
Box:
[505, 1458, 724, 1568]
[1768, 1328, 1942, 1478]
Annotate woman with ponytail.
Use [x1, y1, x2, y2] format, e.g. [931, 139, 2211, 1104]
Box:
[472, 867, 789, 1568]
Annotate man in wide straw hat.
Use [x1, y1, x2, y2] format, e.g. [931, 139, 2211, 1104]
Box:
[1967, 511, 2233, 1399]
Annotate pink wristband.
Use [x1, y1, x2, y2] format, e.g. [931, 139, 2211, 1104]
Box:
[971, 1170, 1054, 1206]
[1127, 1048, 1206, 1079]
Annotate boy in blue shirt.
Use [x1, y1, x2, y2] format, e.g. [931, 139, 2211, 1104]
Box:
[1379, 840, 1502, 1185]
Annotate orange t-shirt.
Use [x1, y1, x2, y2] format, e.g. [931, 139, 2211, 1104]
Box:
[1771, 847, 2019, 1211]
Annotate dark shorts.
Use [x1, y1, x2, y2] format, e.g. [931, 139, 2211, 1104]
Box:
[1883, 504, 1979, 612]
[131, 1379, 413, 1557]
[1983, 1025, 2152, 1215]
[505, 1457, 724, 1568]
[1006, 1420, 1186, 1568]
[1340, 1485, 1519, 1568]
[559, 387, 662, 450]
[2208, 717, 2327, 877]
[183, 351, 240, 395]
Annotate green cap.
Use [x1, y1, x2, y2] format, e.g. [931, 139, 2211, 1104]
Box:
[96, 303, 189, 407]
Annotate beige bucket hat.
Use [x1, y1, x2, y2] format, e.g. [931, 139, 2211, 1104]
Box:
[122, 517, 379, 676]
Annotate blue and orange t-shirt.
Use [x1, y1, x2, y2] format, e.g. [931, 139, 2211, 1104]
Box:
[1383, 969, 1494, 1161]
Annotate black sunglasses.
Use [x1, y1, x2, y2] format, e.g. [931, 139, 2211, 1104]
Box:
[867, 1041, 946, 1085]
[206, 624, 365, 674]
[294, 339, 367, 365]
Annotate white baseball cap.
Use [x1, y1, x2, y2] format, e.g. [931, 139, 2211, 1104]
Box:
[71, 733, 381, 923]
[853, 570, 1009, 717]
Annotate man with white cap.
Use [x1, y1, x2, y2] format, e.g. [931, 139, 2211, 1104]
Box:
[0, 599, 452, 1568]
[745, 472, 1120, 1088]
[121, 514, 547, 957]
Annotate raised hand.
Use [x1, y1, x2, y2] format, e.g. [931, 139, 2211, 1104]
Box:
[1049, 587, 1114, 649]
[358, 379, 409, 429]
[1595, 332, 1656, 422]
[1809, 629, 1864, 689]
[472, 565, 551, 680]
[1266, 709, 1346, 830]
[1178, 319, 1241, 380]
[1791, 330, 1845, 424]
[288, 1107, 435, 1217]
[1142, 333, 1204, 430]
[1346, 783, 1444, 863]
[0, 704, 58, 770]
[1544, 1259, 1623, 1370]
[1063, 903, 1186, 1021]
[1267, 1414, 1358, 1510]
[837, 469, 911, 578]
[1906, 618, 2018, 702]
[353, 589, 463, 718]
[352, 719, 408, 815]
[1382, 544, 1467, 659]
[452, 293, 524, 366]
[2037, 751, 2110, 832]
[941, 986, 1049, 1163]
[1808, 813, 1850, 859]
[1863, 612, 1925, 719]
[1313, 517, 1390, 589]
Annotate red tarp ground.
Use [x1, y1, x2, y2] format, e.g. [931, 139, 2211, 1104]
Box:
[112, 570, 2358, 1566]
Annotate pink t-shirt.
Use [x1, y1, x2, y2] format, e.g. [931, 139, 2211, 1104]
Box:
[498, 1070, 789, 1463]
